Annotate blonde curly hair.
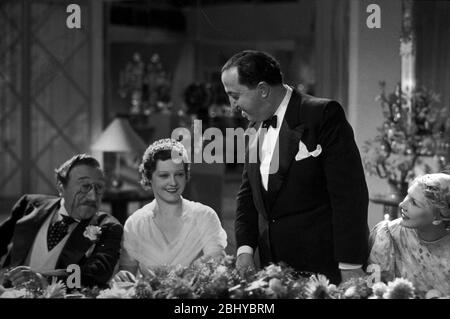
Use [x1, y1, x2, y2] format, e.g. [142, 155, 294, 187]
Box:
[413, 173, 450, 220]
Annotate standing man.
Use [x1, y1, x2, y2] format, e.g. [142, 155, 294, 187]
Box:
[221, 50, 369, 283]
[0, 154, 123, 288]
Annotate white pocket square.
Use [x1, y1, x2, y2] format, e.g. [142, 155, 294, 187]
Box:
[295, 141, 322, 161]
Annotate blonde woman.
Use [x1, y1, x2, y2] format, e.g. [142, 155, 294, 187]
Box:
[369, 173, 450, 296]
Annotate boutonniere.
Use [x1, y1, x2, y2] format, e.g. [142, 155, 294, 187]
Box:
[83, 226, 102, 258]
[83, 225, 102, 242]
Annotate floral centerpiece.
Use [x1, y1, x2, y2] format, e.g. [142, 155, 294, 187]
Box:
[1, 256, 449, 299]
[362, 82, 449, 200]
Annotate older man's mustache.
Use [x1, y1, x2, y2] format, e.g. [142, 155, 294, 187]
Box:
[80, 201, 98, 208]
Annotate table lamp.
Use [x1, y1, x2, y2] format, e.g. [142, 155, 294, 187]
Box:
[91, 115, 146, 188]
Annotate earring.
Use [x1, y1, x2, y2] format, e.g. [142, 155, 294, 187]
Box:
[432, 219, 442, 225]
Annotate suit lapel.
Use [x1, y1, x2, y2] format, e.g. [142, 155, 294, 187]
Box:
[9, 198, 60, 266]
[245, 122, 269, 219]
[267, 122, 305, 200]
[56, 214, 100, 268]
[267, 90, 306, 206]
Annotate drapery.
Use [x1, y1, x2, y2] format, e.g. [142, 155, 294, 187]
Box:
[415, 0, 450, 112]
[0, 1, 92, 197]
[314, 0, 349, 109]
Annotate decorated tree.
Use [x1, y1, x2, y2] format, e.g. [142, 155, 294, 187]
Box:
[362, 82, 450, 198]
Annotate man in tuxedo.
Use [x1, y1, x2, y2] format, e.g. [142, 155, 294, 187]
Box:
[0, 154, 123, 288]
[221, 50, 369, 284]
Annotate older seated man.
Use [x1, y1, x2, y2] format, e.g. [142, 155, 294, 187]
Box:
[0, 154, 123, 288]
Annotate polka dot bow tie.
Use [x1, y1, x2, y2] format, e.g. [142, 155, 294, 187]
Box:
[47, 215, 75, 251]
[262, 115, 278, 129]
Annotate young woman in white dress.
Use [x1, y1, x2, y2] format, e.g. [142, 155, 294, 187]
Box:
[114, 139, 227, 281]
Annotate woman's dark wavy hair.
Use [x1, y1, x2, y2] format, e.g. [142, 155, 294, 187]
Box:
[139, 139, 190, 189]
[221, 50, 283, 88]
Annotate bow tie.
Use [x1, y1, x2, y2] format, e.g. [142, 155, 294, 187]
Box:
[60, 214, 76, 225]
[261, 115, 277, 129]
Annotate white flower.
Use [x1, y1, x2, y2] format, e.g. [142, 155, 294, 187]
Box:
[265, 264, 282, 278]
[371, 282, 387, 299]
[425, 289, 442, 299]
[97, 284, 135, 299]
[268, 278, 286, 296]
[344, 286, 358, 299]
[305, 274, 332, 299]
[83, 225, 102, 242]
[245, 278, 268, 291]
[214, 265, 228, 276]
[43, 279, 66, 299]
[383, 278, 415, 299]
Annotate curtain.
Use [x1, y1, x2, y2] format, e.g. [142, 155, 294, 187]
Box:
[414, 0, 450, 111]
[0, 1, 22, 196]
[314, 0, 349, 109]
[0, 0, 92, 197]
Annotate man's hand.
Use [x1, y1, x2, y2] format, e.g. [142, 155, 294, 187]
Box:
[5, 266, 48, 288]
[236, 253, 255, 276]
[340, 268, 366, 283]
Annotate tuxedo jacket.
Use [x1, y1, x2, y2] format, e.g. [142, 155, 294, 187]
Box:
[0, 194, 123, 288]
[236, 89, 369, 283]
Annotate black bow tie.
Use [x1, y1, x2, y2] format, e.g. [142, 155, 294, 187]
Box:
[262, 115, 278, 129]
[60, 214, 76, 225]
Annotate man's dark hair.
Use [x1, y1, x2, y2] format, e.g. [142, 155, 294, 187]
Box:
[55, 154, 101, 186]
[221, 50, 283, 88]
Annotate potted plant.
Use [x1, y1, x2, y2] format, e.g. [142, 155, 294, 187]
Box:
[362, 82, 449, 203]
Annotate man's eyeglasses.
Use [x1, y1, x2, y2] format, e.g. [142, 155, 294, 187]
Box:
[79, 183, 106, 195]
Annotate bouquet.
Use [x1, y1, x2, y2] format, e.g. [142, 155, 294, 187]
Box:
[2, 256, 449, 299]
[362, 82, 449, 197]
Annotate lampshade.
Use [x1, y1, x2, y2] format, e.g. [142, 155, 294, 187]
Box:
[91, 117, 147, 153]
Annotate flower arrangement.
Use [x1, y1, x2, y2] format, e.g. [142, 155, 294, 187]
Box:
[362, 82, 450, 198]
[183, 83, 211, 121]
[1, 256, 449, 299]
[183, 81, 237, 123]
[118, 53, 172, 115]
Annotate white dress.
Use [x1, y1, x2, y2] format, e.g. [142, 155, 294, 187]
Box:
[120, 198, 227, 276]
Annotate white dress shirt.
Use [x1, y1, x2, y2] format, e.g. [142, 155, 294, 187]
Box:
[237, 85, 361, 270]
[259, 85, 292, 191]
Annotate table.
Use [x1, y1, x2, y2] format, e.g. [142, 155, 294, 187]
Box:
[370, 195, 401, 220]
[103, 189, 154, 225]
